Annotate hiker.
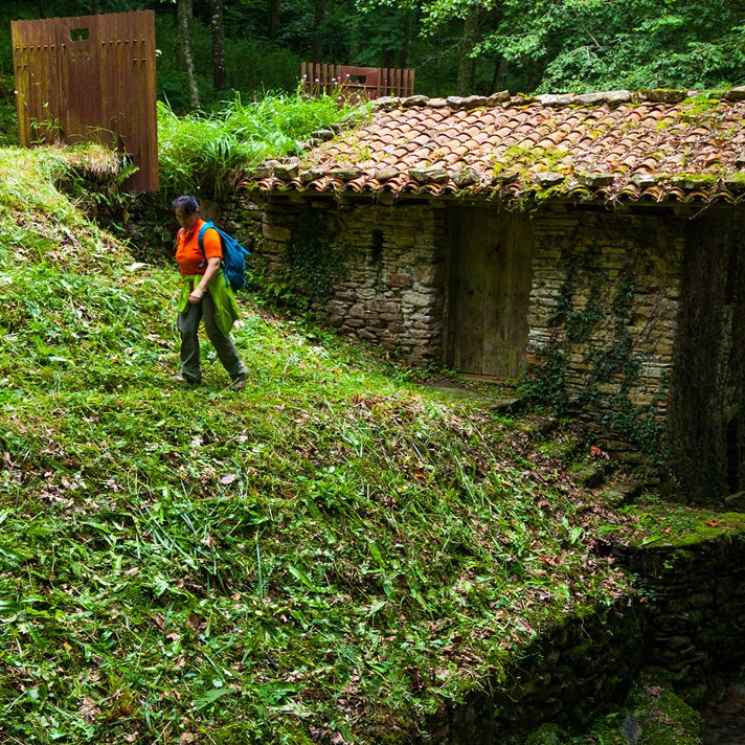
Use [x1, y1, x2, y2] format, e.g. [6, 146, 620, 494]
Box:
[173, 195, 247, 390]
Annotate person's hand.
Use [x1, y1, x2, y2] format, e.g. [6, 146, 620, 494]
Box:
[189, 287, 205, 304]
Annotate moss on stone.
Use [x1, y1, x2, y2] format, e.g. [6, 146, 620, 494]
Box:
[520, 684, 703, 745]
[677, 91, 727, 123]
[492, 145, 570, 178]
[631, 687, 703, 745]
[603, 500, 745, 548]
[524, 723, 567, 745]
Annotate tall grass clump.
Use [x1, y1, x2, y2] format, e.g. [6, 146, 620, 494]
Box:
[157, 92, 366, 199]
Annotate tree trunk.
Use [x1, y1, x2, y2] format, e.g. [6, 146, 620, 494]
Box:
[269, 0, 281, 39]
[399, 7, 414, 70]
[490, 56, 509, 93]
[178, 0, 201, 109]
[211, 0, 226, 90]
[312, 0, 326, 62]
[456, 5, 480, 95]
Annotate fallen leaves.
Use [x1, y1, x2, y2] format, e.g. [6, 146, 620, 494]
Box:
[79, 697, 100, 722]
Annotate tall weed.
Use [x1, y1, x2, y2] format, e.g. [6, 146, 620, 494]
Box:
[157, 92, 363, 199]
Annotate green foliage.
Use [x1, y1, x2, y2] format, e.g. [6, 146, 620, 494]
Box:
[154, 14, 300, 112]
[524, 259, 663, 455]
[157, 93, 360, 199]
[0, 144, 634, 743]
[482, 0, 745, 93]
[2, 0, 745, 121]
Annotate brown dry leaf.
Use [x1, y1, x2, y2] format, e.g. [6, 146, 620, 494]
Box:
[79, 697, 100, 722]
[179, 734, 198, 744]
[187, 614, 203, 632]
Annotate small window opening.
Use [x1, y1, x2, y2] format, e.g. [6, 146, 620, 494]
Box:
[726, 419, 740, 494]
[70, 27, 90, 42]
[370, 230, 384, 265]
[349, 74, 367, 85]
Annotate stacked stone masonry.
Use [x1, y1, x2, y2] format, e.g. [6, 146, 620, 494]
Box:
[260, 201, 448, 362]
[259, 201, 681, 435]
[527, 209, 685, 432]
[426, 529, 745, 744]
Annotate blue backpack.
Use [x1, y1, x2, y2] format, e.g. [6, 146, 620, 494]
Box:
[198, 221, 251, 292]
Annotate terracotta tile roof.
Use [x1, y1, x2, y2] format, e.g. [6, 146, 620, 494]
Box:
[246, 89, 745, 205]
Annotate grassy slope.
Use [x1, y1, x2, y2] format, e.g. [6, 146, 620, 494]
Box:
[0, 148, 631, 745]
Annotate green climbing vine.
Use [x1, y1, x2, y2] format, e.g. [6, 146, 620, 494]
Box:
[525, 243, 665, 456]
[264, 208, 346, 311]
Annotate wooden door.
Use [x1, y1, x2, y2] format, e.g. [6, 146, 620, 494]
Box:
[447, 208, 534, 379]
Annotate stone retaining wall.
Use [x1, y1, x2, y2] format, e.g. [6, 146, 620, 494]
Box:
[425, 528, 745, 743]
[427, 602, 644, 743]
[620, 531, 745, 697]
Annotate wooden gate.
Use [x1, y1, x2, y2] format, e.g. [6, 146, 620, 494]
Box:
[446, 208, 534, 380]
[301, 63, 415, 100]
[11, 11, 158, 192]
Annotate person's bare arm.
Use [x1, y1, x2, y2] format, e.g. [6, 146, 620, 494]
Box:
[189, 257, 221, 304]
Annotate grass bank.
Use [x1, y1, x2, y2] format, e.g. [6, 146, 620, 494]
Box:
[0, 147, 635, 744]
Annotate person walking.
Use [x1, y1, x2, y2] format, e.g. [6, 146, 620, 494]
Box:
[173, 195, 247, 389]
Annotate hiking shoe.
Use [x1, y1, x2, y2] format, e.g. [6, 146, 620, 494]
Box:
[229, 376, 246, 391]
[173, 373, 201, 387]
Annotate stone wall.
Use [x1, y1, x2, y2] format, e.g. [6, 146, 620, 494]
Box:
[525, 207, 685, 454]
[426, 526, 745, 744]
[619, 528, 745, 700]
[258, 199, 448, 362]
[427, 601, 645, 744]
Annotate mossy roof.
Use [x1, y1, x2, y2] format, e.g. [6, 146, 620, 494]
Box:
[248, 88, 745, 206]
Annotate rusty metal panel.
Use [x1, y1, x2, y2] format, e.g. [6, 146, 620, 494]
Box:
[302, 63, 415, 100]
[11, 11, 158, 192]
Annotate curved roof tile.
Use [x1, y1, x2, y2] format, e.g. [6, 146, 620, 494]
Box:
[246, 91, 745, 205]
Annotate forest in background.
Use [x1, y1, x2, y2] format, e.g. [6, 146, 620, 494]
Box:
[0, 0, 745, 117]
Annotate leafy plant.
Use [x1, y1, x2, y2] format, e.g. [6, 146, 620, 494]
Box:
[157, 92, 362, 199]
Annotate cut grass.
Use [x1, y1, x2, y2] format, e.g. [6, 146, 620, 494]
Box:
[0, 147, 634, 744]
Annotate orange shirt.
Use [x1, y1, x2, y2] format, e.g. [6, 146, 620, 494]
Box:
[175, 219, 222, 276]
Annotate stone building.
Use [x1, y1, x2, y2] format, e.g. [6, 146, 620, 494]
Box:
[245, 89, 745, 501]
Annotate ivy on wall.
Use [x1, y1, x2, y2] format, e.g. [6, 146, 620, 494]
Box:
[259, 208, 347, 311]
[522, 222, 666, 456]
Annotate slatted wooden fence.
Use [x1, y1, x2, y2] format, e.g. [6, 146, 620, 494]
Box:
[11, 10, 158, 192]
[301, 63, 415, 100]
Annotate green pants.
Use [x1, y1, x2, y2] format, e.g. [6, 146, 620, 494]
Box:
[177, 293, 246, 384]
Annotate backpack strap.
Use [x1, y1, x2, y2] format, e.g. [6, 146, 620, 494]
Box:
[197, 221, 218, 268]
[197, 221, 214, 255]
